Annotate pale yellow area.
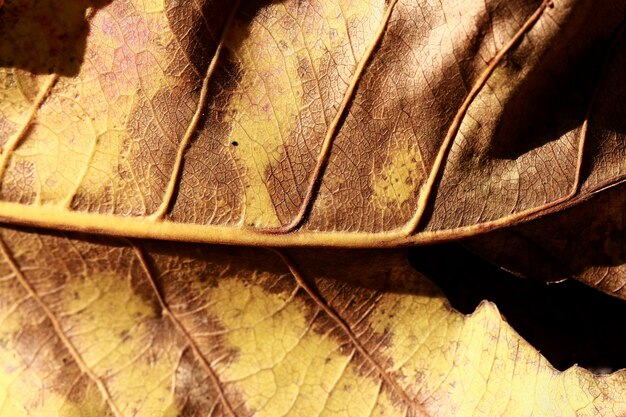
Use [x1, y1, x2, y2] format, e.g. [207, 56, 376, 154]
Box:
[3, 0, 178, 209]
[60, 273, 179, 417]
[207, 278, 402, 417]
[0, 305, 22, 338]
[372, 145, 423, 209]
[143, 0, 165, 14]
[0, 70, 49, 144]
[368, 287, 458, 388]
[369, 280, 626, 416]
[11, 97, 98, 204]
[224, 0, 385, 227]
[486, 63, 519, 100]
[319, 371, 406, 417]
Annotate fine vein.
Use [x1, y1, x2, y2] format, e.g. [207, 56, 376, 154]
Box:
[402, 0, 551, 235]
[0, 74, 58, 182]
[130, 242, 238, 417]
[0, 6, 102, 186]
[402, 14, 626, 237]
[151, 0, 241, 220]
[0, 236, 124, 417]
[273, 249, 431, 417]
[260, 0, 401, 234]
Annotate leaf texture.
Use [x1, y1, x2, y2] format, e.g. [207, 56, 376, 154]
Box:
[0, 0, 625, 246]
[2, 0, 626, 415]
[0, 227, 624, 416]
[466, 182, 626, 300]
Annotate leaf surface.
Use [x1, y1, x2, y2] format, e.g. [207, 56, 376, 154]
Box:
[0, 227, 625, 416]
[466, 182, 626, 300]
[2, 0, 626, 415]
[1, 0, 625, 246]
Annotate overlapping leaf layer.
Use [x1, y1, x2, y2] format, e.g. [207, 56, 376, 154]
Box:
[2, 0, 626, 415]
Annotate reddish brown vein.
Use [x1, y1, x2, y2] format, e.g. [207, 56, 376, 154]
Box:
[0, 236, 123, 417]
[403, 12, 626, 237]
[130, 242, 238, 417]
[402, 0, 552, 235]
[272, 249, 431, 417]
[151, 0, 241, 220]
[258, 0, 401, 234]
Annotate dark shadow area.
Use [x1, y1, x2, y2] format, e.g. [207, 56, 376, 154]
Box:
[488, 4, 626, 162]
[578, 28, 626, 191]
[488, 3, 610, 160]
[415, 6, 626, 234]
[409, 242, 626, 373]
[289, 247, 443, 296]
[0, 0, 111, 76]
[467, 182, 626, 297]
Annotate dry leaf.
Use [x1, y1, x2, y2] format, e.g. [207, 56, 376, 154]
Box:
[0, 0, 624, 246]
[466, 182, 626, 299]
[2, 0, 626, 415]
[0, 227, 625, 416]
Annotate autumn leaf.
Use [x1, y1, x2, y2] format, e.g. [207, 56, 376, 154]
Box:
[466, 182, 626, 300]
[461, 11, 626, 301]
[0, 227, 623, 416]
[0, 0, 624, 246]
[2, 0, 626, 415]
